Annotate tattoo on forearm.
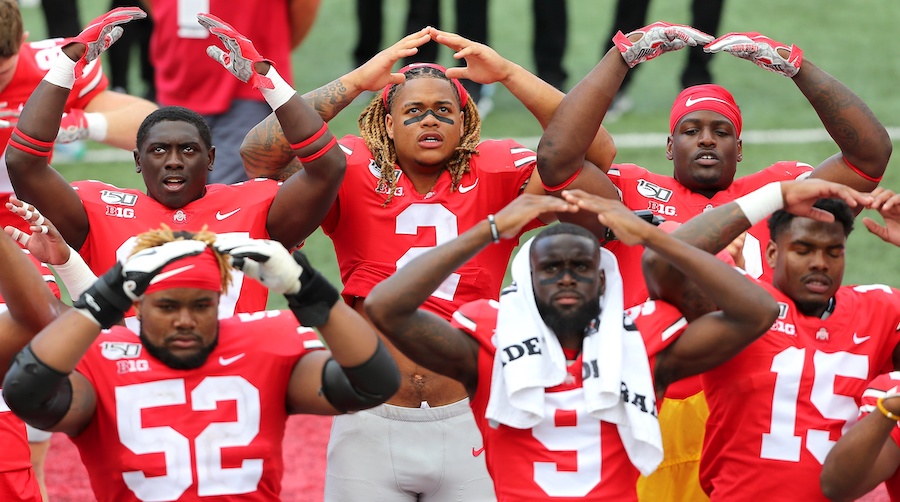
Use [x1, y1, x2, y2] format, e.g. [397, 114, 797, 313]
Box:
[302, 79, 354, 122]
[675, 204, 750, 253]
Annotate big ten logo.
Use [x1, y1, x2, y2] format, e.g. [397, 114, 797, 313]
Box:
[117, 359, 150, 374]
[648, 201, 677, 217]
[771, 319, 796, 336]
[106, 206, 135, 219]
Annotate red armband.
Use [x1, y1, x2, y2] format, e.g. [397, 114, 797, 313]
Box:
[290, 123, 329, 151]
[8, 139, 52, 157]
[843, 156, 883, 183]
[298, 136, 338, 164]
[541, 166, 583, 192]
[13, 127, 54, 149]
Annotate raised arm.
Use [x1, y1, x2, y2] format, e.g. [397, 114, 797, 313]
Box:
[2, 239, 206, 436]
[561, 189, 778, 393]
[863, 187, 900, 248]
[365, 194, 578, 394]
[5, 8, 147, 250]
[211, 237, 400, 415]
[706, 32, 892, 193]
[821, 374, 900, 501]
[240, 29, 432, 180]
[641, 180, 872, 320]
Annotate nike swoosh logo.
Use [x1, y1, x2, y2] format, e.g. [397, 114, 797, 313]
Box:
[148, 265, 196, 285]
[216, 208, 241, 220]
[471, 446, 485, 457]
[458, 178, 479, 193]
[853, 333, 871, 344]
[219, 353, 245, 366]
[684, 96, 731, 107]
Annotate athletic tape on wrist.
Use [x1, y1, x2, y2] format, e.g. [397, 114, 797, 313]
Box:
[259, 66, 296, 111]
[734, 182, 784, 226]
[43, 55, 77, 89]
[52, 246, 98, 301]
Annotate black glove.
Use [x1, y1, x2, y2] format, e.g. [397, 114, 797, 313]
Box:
[285, 250, 340, 327]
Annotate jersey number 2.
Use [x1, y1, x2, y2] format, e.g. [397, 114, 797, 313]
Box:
[395, 204, 460, 301]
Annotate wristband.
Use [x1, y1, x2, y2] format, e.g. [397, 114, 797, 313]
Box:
[877, 396, 900, 421]
[84, 112, 108, 142]
[734, 182, 784, 226]
[259, 66, 296, 111]
[487, 214, 500, 244]
[43, 55, 77, 90]
[51, 246, 98, 301]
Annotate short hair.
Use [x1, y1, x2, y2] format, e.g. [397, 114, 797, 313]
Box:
[136, 106, 213, 151]
[0, 0, 24, 59]
[532, 222, 599, 249]
[131, 224, 232, 293]
[768, 198, 855, 241]
[358, 65, 481, 206]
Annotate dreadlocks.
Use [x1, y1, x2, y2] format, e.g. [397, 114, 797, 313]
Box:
[358, 65, 481, 206]
[131, 224, 233, 293]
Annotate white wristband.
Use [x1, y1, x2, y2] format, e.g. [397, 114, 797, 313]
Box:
[734, 182, 784, 226]
[259, 67, 296, 111]
[51, 246, 98, 301]
[84, 112, 108, 142]
[43, 55, 77, 90]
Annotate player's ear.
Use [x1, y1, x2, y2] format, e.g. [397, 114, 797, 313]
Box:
[665, 136, 674, 161]
[736, 138, 743, 163]
[207, 145, 216, 172]
[765, 240, 778, 269]
[385, 114, 395, 141]
[597, 269, 605, 298]
[133, 149, 141, 173]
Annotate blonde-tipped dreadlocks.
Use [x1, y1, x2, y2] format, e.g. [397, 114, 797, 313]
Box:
[131, 224, 233, 293]
[358, 66, 481, 206]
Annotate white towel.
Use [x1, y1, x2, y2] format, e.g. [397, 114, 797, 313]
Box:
[485, 237, 663, 475]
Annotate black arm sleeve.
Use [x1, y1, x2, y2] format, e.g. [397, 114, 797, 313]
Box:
[319, 339, 400, 413]
[2, 344, 73, 430]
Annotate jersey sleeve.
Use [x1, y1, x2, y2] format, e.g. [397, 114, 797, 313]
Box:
[628, 300, 688, 360]
[451, 299, 499, 352]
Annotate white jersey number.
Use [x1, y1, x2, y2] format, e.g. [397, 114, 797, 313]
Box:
[116, 376, 262, 500]
[177, 0, 210, 38]
[531, 389, 602, 497]
[760, 348, 868, 463]
[395, 204, 460, 301]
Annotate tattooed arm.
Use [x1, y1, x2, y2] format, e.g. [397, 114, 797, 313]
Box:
[642, 180, 870, 319]
[241, 29, 432, 180]
[794, 60, 891, 195]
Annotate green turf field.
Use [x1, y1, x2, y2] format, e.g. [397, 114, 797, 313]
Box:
[17, 0, 900, 306]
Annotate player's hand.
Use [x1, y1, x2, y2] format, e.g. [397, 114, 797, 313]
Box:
[561, 189, 660, 246]
[74, 240, 207, 328]
[3, 195, 70, 265]
[780, 179, 872, 222]
[68, 7, 146, 76]
[0, 103, 19, 129]
[198, 13, 273, 89]
[492, 193, 578, 241]
[428, 27, 513, 85]
[613, 21, 713, 68]
[346, 28, 432, 93]
[863, 187, 900, 247]
[704, 32, 803, 78]
[57, 109, 89, 143]
[723, 231, 747, 271]
[213, 236, 302, 294]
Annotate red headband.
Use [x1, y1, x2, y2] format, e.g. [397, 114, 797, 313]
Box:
[143, 247, 223, 295]
[669, 84, 742, 136]
[381, 63, 469, 109]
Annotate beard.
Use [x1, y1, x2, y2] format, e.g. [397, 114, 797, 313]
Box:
[139, 330, 219, 370]
[535, 295, 601, 337]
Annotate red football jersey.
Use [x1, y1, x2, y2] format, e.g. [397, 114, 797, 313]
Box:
[606, 161, 813, 308]
[148, 0, 293, 114]
[857, 372, 900, 502]
[74, 178, 281, 316]
[323, 136, 539, 319]
[700, 281, 900, 501]
[71, 310, 325, 502]
[454, 298, 687, 501]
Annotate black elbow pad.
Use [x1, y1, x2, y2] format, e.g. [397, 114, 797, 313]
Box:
[320, 340, 400, 413]
[2, 345, 73, 430]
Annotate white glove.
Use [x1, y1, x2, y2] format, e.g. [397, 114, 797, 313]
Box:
[613, 21, 714, 68]
[214, 236, 301, 294]
[704, 32, 803, 78]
